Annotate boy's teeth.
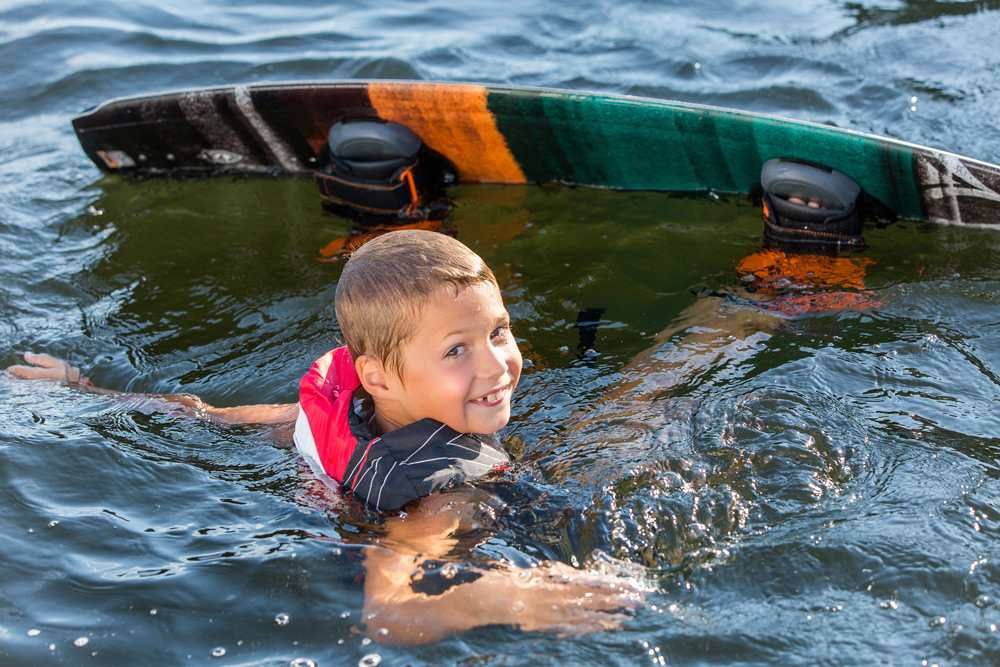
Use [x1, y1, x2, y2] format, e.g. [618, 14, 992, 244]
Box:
[480, 388, 503, 402]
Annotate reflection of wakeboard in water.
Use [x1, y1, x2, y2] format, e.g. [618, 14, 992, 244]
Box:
[732, 248, 885, 317]
[317, 218, 448, 262]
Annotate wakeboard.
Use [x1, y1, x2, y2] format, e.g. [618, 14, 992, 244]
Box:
[71, 81, 1000, 226]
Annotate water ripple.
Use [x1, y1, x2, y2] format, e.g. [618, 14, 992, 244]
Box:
[4, 1, 1000, 664]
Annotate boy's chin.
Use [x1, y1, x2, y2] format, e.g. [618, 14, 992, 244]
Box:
[459, 406, 511, 435]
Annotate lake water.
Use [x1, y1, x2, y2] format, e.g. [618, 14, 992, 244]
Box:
[2, 1, 1000, 665]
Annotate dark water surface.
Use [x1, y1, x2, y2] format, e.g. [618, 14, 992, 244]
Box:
[3, 1, 1000, 665]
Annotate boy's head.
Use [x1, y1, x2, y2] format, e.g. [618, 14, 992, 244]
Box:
[336, 230, 498, 376]
[336, 230, 522, 435]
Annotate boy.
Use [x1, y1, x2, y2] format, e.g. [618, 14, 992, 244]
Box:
[8, 229, 641, 644]
[10, 230, 522, 510]
[295, 228, 522, 510]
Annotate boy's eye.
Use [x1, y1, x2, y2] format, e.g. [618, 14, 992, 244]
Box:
[491, 324, 509, 342]
[445, 344, 466, 358]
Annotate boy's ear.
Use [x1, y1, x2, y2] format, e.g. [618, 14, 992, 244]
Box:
[355, 354, 395, 399]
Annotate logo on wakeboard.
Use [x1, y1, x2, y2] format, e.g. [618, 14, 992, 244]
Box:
[198, 149, 245, 165]
[97, 150, 136, 170]
[918, 152, 1000, 225]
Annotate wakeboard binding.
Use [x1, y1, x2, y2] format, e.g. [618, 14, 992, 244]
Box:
[314, 118, 455, 223]
[759, 158, 894, 250]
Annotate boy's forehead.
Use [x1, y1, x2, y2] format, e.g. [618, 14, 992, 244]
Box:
[428, 279, 501, 302]
[418, 281, 505, 323]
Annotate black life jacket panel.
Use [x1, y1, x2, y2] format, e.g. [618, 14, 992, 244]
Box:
[342, 409, 511, 512]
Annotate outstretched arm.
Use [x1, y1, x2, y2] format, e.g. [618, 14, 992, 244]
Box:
[358, 488, 642, 645]
[6, 352, 297, 425]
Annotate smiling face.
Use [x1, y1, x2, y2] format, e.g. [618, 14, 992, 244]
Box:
[373, 281, 522, 435]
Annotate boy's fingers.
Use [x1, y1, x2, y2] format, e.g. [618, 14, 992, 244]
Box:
[7, 364, 67, 380]
[22, 351, 65, 369]
[8, 353, 81, 383]
[565, 588, 642, 614]
[519, 600, 633, 636]
[582, 592, 643, 613]
[535, 563, 644, 596]
[554, 614, 628, 636]
[563, 611, 632, 631]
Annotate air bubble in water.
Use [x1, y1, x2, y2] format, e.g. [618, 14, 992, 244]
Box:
[73, 637, 89, 647]
[275, 613, 290, 626]
[28, 629, 40, 637]
[289, 659, 317, 667]
[511, 600, 525, 613]
[359, 654, 382, 667]
[441, 563, 459, 579]
[211, 647, 226, 658]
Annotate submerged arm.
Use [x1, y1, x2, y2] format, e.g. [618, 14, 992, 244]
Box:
[618, 294, 783, 401]
[359, 487, 641, 645]
[6, 352, 297, 425]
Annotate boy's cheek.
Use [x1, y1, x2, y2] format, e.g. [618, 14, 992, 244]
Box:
[509, 355, 523, 387]
[511, 342, 523, 373]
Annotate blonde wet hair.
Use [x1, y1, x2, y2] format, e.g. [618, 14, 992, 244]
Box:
[335, 229, 498, 378]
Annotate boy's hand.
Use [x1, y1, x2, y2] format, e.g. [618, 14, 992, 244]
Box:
[363, 550, 645, 645]
[7, 352, 84, 384]
[492, 559, 643, 636]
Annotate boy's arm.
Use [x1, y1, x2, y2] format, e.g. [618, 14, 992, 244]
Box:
[6, 352, 297, 425]
[359, 488, 642, 645]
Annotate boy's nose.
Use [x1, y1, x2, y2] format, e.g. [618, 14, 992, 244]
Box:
[477, 343, 510, 379]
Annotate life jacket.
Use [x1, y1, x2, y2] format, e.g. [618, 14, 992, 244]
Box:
[294, 347, 511, 511]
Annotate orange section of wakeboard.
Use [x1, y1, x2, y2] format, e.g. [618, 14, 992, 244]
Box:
[368, 82, 526, 184]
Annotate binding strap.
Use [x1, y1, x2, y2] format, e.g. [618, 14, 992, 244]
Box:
[314, 119, 429, 216]
[314, 156, 424, 215]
